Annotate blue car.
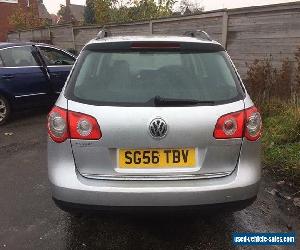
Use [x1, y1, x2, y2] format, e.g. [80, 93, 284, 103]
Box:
[0, 42, 76, 125]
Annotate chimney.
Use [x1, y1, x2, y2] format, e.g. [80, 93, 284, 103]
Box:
[66, 0, 70, 6]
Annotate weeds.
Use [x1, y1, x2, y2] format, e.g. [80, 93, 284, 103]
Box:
[244, 49, 300, 185]
[245, 58, 295, 105]
[262, 104, 300, 185]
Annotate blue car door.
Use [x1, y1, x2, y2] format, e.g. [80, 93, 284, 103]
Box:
[0, 45, 51, 110]
[37, 46, 76, 96]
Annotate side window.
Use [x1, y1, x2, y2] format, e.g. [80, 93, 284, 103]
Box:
[38, 47, 75, 66]
[0, 46, 38, 67]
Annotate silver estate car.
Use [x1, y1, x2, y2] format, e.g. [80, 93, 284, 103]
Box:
[47, 30, 262, 213]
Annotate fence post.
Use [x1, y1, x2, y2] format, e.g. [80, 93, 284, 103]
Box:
[149, 20, 153, 34]
[221, 11, 228, 49]
[47, 26, 52, 44]
[71, 26, 76, 50]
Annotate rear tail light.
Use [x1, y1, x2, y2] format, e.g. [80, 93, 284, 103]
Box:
[48, 106, 102, 143]
[213, 106, 262, 141]
[213, 110, 244, 139]
[47, 107, 69, 143]
[68, 111, 102, 140]
[244, 107, 262, 141]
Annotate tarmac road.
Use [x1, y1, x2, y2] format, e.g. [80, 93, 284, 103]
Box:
[0, 110, 299, 250]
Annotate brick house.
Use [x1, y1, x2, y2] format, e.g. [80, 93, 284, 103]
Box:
[0, 0, 51, 42]
[58, 0, 84, 24]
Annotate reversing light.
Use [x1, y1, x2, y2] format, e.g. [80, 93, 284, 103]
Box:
[245, 108, 262, 141]
[47, 107, 68, 143]
[77, 119, 93, 137]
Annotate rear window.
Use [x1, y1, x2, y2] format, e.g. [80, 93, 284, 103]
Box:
[66, 49, 243, 106]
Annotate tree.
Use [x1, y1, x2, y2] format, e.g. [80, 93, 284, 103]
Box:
[9, 5, 45, 30]
[93, 0, 111, 25]
[9, 7, 27, 30]
[180, 0, 204, 15]
[128, 0, 174, 20]
[109, 0, 133, 23]
[57, 4, 72, 23]
[57, 4, 66, 16]
[157, 0, 175, 17]
[82, 0, 176, 25]
[84, 0, 96, 24]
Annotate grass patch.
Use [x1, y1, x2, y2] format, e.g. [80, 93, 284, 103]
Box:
[261, 103, 300, 185]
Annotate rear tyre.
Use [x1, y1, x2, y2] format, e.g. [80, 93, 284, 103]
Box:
[0, 95, 10, 126]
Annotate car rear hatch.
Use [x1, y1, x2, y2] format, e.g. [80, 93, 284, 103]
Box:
[68, 101, 244, 179]
[64, 39, 246, 180]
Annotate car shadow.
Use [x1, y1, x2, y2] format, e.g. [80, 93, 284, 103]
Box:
[65, 211, 236, 250]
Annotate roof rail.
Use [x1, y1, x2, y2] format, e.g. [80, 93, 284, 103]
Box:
[183, 30, 212, 41]
[95, 29, 111, 40]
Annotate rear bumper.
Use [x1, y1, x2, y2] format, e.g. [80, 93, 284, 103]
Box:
[53, 196, 257, 214]
[48, 139, 261, 207]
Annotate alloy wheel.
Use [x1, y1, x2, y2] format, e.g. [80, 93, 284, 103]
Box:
[0, 98, 7, 123]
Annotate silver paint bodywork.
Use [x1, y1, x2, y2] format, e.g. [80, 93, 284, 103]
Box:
[47, 36, 261, 207]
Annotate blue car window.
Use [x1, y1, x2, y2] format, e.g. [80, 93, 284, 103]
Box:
[0, 46, 38, 67]
[38, 47, 75, 66]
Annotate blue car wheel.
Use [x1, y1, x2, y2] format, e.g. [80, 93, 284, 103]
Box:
[0, 95, 10, 125]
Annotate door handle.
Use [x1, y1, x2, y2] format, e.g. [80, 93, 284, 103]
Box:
[51, 73, 62, 79]
[1, 74, 15, 80]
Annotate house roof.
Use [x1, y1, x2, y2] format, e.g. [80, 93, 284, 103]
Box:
[69, 4, 84, 22]
[50, 14, 59, 24]
[38, 2, 52, 20]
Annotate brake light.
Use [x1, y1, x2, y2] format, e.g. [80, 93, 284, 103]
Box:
[68, 111, 102, 140]
[213, 106, 262, 141]
[131, 42, 180, 49]
[47, 106, 102, 143]
[213, 110, 245, 139]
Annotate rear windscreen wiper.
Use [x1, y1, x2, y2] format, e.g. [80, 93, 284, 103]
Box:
[149, 96, 216, 106]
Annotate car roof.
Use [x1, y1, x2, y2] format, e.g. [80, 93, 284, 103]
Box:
[0, 42, 35, 49]
[0, 42, 76, 57]
[0, 42, 65, 50]
[87, 35, 221, 46]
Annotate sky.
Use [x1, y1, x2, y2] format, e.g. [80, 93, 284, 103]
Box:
[44, 0, 297, 15]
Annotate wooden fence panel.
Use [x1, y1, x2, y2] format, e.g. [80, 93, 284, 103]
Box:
[50, 25, 74, 50]
[152, 15, 223, 43]
[74, 27, 99, 52]
[19, 30, 33, 41]
[6, 2, 300, 78]
[7, 32, 19, 42]
[227, 6, 300, 77]
[32, 28, 50, 41]
[107, 22, 150, 36]
[73, 23, 150, 52]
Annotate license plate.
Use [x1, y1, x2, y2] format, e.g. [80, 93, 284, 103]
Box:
[118, 148, 196, 168]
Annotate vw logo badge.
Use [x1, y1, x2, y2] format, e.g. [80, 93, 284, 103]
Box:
[149, 118, 168, 139]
